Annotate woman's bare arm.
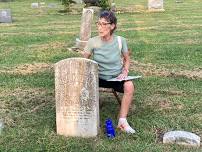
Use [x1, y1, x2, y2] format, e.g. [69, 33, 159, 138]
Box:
[122, 51, 130, 72]
[117, 51, 130, 79]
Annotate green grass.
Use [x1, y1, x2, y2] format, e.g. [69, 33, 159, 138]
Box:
[0, 0, 202, 151]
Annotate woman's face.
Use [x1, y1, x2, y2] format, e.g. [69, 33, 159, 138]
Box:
[96, 18, 115, 37]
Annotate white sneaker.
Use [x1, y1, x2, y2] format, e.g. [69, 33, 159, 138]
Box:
[117, 119, 136, 134]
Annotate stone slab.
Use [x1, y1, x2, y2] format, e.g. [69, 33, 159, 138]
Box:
[163, 131, 201, 147]
[55, 58, 99, 137]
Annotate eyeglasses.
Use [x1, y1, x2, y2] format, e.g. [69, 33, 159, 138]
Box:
[96, 21, 111, 28]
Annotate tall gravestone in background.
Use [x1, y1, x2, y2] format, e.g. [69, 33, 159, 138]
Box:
[0, 9, 12, 23]
[148, 0, 164, 11]
[55, 58, 99, 137]
[76, 8, 94, 50]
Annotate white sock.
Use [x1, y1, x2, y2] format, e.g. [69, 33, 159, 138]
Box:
[117, 118, 136, 134]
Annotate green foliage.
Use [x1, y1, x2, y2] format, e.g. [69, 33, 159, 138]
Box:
[98, 0, 111, 10]
[83, 0, 111, 10]
[60, 0, 76, 12]
[60, 0, 111, 11]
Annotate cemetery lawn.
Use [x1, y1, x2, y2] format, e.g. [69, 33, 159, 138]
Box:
[0, 0, 201, 151]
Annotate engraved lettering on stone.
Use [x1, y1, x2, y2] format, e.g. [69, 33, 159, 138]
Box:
[55, 58, 99, 137]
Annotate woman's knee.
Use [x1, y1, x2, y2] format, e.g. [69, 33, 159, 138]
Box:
[124, 81, 134, 94]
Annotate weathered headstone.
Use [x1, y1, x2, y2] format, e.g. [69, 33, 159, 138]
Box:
[163, 131, 201, 147]
[0, 119, 4, 135]
[0, 9, 12, 23]
[55, 58, 99, 137]
[76, 8, 94, 50]
[31, 3, 39, 8]
[148, 0, 164, 11]
[48, 3, 57, 8]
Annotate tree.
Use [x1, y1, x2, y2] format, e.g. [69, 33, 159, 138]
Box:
[98, 0, 111, 10]
[60, 0, 76, 12]
[83, 0, 111, 10]
[60, 0, 112, 12]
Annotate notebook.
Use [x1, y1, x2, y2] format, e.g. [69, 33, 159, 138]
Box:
[107, 75, 142, 82]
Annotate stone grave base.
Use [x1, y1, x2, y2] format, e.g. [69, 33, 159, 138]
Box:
[75, 38, 88, 50]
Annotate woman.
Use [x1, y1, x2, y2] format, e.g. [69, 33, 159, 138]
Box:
[83, 10, 135, 134]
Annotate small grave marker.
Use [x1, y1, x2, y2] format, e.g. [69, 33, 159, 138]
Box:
[0, 9, 12, 23]
[31, 3, 39, 8]
[148, 0, 164, 11]
[163, 131, 201, 147]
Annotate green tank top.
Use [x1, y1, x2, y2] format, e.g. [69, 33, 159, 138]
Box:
[84, 35, 128, 80]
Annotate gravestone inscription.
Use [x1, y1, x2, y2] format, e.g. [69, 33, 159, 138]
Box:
[0, 9, 12, 23]
[55, 58, 99, 137]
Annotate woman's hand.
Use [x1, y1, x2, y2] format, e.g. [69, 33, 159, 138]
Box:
[117, 68, 129, 80]
[82, 51, 91, 59]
